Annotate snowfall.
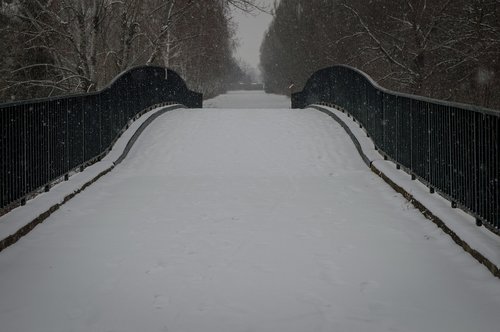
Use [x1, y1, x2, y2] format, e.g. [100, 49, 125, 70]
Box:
[0, 91, 499, 332]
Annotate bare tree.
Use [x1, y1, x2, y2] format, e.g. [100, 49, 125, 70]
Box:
[260, 0, 500, 108]
[0, 0, 115, 94]
[0, 0, 265, 101]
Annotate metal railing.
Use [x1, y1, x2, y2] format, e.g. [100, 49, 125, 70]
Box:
[0, 66, 202, 212]
[292, 65, 499, 233]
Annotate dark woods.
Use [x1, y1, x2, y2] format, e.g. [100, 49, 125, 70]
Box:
[2, 0, 498, 108]
[261, 0, 500, 109]
[0, 0, 263, 102]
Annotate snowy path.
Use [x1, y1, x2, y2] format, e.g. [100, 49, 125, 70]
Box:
[0, 91, 499, 332]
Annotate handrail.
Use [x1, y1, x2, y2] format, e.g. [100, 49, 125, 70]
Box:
[292, 65, 499, 233]
[0, 66, 199, 108]
[0, 66, 202, 212]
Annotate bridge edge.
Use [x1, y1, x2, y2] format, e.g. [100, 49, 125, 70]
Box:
[308, 104, 500, 280]
[0, 104, 185, 253]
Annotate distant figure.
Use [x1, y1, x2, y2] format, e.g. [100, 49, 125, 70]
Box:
[288, 81, 295, 97]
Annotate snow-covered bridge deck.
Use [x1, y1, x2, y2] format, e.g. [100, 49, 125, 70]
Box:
[0, 91, 499, 332]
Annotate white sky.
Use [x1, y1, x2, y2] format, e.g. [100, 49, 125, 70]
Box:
[231, 1, 276, 71]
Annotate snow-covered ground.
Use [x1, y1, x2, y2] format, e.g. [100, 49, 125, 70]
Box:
[204, 90, 290, 108]
[0, 91, 499, 332]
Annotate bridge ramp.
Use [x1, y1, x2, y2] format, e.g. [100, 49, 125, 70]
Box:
[0, 91, 499, 332]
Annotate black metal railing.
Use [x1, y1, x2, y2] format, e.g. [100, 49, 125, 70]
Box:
[0, 66, 202, 212]
[292, 65, 499, 233]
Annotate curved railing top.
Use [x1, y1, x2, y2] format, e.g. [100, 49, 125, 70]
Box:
[301, 65, 499, 117]
[0, 66, 195, 108]
[107, 66, 188, 90]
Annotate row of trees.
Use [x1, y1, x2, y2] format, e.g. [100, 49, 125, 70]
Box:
[260, 0, 500, 109]
[0, 0, 264, 102]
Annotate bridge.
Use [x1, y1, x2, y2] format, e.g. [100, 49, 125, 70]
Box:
[0, 67, 499, 331]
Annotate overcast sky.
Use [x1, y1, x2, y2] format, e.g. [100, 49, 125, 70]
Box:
[231, 1, 276, 71]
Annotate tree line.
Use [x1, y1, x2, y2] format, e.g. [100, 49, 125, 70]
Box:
[260, 0, 500, 109]
[0, 0, 263, 102]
